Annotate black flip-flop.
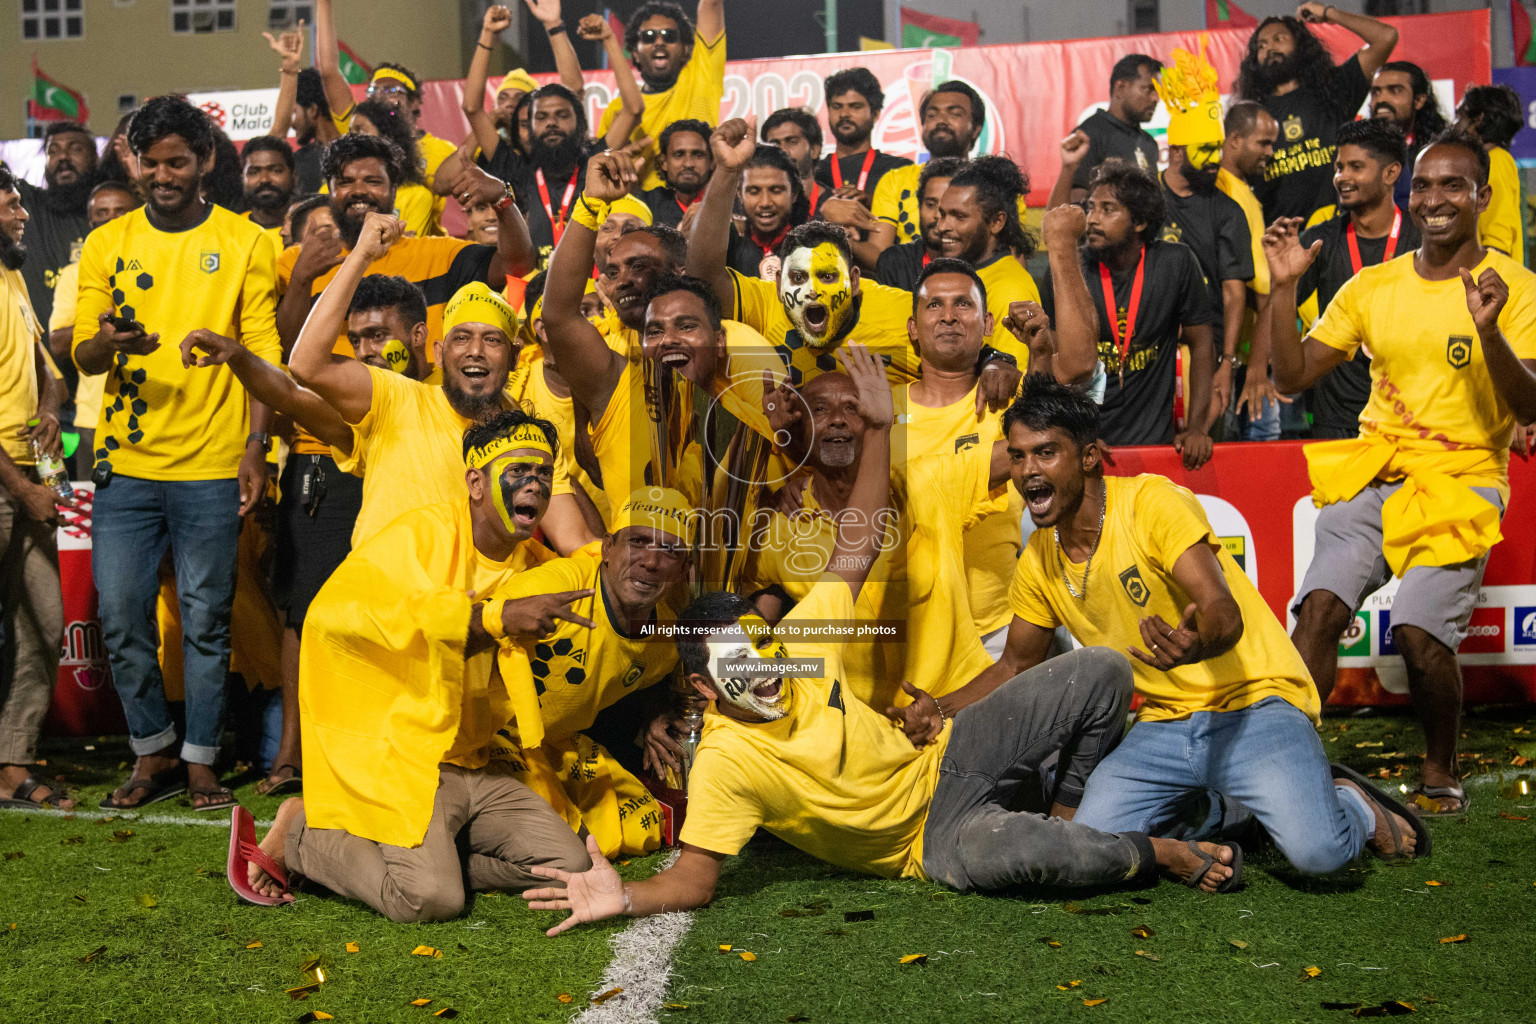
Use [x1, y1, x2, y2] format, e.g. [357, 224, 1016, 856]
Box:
[255, 765, 302, 797]
[1331, 762, 1432, 861]
[0, 775, 67, 809]
[190, 786, 239, 813]
[1182, 840, 1243, 893]
[100, 764, 187, 809]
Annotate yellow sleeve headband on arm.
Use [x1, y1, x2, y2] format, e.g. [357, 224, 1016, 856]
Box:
[371, 66, 420, 93]
[466, 424, 555, 468]
[572, 196, 608, 233]
[444, 281, 520, 340]
[609, 486, 697, 545]
[481, 598, 508, 641]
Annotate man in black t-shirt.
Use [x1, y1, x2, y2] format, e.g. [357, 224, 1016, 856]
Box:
[481, 84, 596, 268]
[1236, 4, 1397, 224]
[1040, 164, 1217, 465]
[1295, 119, 1418, 440]
[637, 119, 713, 230]
[1067, 55, 1164, 204]
[814, 67, 912, 207]
[1161, 147, 1253, 347]
[1369, 61, 1446, 210]
[872, 157, 966, 292]
[16, 122, 95, 330]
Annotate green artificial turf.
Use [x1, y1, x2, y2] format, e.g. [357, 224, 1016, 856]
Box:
[3, 709, 1535, 1023]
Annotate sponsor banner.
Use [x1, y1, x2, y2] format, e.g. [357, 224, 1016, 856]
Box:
[1102, 440, 1536, 706]
[44, 483, 124, 737]
[412, 11, 1489, 206]
[1491, 67, 1536, 163]
[185, 88, 282, 141]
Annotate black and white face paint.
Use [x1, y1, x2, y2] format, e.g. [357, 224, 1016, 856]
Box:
[704, 616, 792, 721]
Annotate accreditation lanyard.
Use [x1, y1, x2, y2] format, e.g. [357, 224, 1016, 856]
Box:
[1346, 208, 1402, 274]
[676, 193, 698, 218]
[807, 182, 822, 214]
[751, 224, 791, 260]
[1099, 248, 1146, 388]
[536, 167, 579, 245]
[831, 148, 878, 192]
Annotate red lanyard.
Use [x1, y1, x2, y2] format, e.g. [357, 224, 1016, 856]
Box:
[921, 251, 932, 268]
[1346, 208, 1402, 274]
[831, 149, 878, 192]
[676, 193, 698, 217]
[751, 224, 790, 258]
[1099, 248, 1146, 385]
[536, 167, 578, 244]
[807, 182, 821, 213]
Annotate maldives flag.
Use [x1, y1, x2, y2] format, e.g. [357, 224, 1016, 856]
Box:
[899, 7, 979, 48]
[1205, 0, 1259, 29]
[337, 40, 372, 85]
[1515, 1, 1536, 67]
[29, 58, 88, 124]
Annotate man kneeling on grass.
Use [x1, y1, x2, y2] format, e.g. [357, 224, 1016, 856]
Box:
[227, 411, 595, 921]
[522, 347, 1243, 936]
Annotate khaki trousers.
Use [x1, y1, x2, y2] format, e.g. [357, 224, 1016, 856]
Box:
[285, 762, 591, 923]
[0, 494, 63, 765]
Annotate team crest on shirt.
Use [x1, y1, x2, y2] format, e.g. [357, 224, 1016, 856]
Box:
[621, 659, 647, 688]
[1162, 222, 1183, 245]
[954, 432, 979, 453]
[1135, 149, 1149, 171]
[198, 250, 221, 274]
[1447, 335, 1473, 369]
[1283, 115, 1303, 142]
[1118, 565, 1151, 607]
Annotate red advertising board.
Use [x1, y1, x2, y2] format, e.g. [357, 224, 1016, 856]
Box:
[412, 10, 1490, 208]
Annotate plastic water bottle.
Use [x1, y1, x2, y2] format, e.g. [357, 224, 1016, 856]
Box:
[26, 418, 74, 502]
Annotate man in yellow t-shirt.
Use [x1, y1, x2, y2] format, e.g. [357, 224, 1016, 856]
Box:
[287, 212, 594, 556]
[1267, 132, 1536, 817]
[1453, 85, 1525, 267]
[599, 0, 726, 189]
[0, 166, 70, 811]
[959, 373, 1425, 874]
[518, 346, 1245, 934]
[488, 487, 694, 857]
[275, 133, 535, 357]
[73, 98, 280, 813]
[230, 411, 592, 920]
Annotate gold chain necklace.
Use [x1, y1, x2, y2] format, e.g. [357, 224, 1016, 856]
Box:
[1055, 488, 1106, 601]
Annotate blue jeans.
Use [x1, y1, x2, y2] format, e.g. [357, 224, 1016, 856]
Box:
[92, 475, 241, 765]
[1227, 365, 1281, 441]
[1073, 697, 1375, 875]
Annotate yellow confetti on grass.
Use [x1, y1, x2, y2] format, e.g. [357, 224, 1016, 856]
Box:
[1130, 926, 1154, 939]
[1056, 980, 1082, 990]
[1304, 967, 1322, 978]
[1439, 934, 1468, 944]
[556, 994, 573, 1004]
[591, 987, 624, 1005]
[136, 894, 157, 908]
[718, 944, 732, 952]
[899, 954, 928, 965]
[247, 942, 263, 950]
[1084, 997, 1108, 1006]
[1229, 940, 1248, 950]
[409, 998, 432, 1006]
[75, 945, 107, 963]
[740, 951, 757, 962]
[345, 942, 359, 953]
[297, 1013, 334, 1022]
[411, 945, 442, 958]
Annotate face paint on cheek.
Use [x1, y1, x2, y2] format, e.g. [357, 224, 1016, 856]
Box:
[487, 455, 552, 533]
[381, 338, 411, 374]
[706, 618, 793, 721]
[1188, 142, 1223, 171]
[779, 243, 853, 346]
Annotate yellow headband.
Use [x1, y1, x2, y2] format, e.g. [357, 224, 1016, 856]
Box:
[497, 69, 539, 97]
[444, 282, 520, 340]
[466, 424, 554, 469]
[1156, 36, 1224, 149]
[610, 487, 697, 545]
[607, 193, 654, 227]
[370, 67, 419, 93]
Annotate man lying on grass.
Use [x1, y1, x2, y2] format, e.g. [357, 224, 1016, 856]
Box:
[523, 348, 1243, 936]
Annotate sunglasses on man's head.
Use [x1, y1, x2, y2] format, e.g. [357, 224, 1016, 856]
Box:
[638, 28, 680, 44]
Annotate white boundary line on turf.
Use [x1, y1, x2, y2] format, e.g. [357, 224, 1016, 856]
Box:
[0, 805, 272, 828]
[573, 850, 694, 1024]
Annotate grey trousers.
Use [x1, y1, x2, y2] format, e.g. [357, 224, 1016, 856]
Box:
[921, 647, 1156, 891]
[285, 762, 592, 923]
[0, 494, 63, 765]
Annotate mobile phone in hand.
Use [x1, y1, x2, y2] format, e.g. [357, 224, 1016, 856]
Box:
[105, 314, 146, 335]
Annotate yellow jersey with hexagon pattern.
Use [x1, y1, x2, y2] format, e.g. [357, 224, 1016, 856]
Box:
[73, 205, 281, 480]
[490, 542, 677, 743]
[728, 269, 920, 389]
[872, 164, 1032, 247]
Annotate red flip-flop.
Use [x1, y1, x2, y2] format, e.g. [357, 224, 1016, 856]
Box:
[227, 805, 295, 906]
